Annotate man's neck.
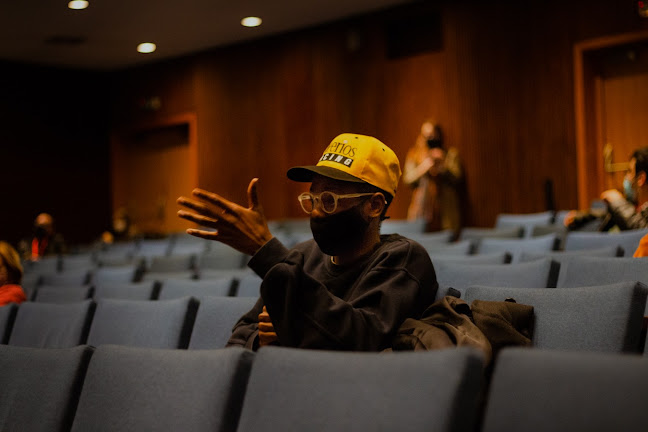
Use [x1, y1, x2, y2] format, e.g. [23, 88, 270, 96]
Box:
[332, 229, 381, 266]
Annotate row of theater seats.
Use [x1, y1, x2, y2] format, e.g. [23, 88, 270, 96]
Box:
[2, 281, 646, 354]
[2, 343, 648, 432]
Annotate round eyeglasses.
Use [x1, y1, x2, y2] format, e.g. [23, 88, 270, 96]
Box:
[297, 191, 375, 214]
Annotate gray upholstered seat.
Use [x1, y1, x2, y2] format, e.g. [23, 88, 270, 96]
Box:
[555, 255, 648, 288]
[476, 233, 558, 263]
[197, 247, 246, 270]
[9, 300, 94, 348]
[39, 269, 91, 286]
[86, 297, 198, 349]
[158, 277, 233, 300]
[482, 348, 648, 432]
[188, 296, 258, 349]
[235, 273, 263, 297]
[71, 345, 253, 432]
[434, 257, 555, 300]
[564, 228, 648, 254]
[148, 253, 196, 273]
[464, 282, 647, 353]
[519, 245, 623, 264]
[0, 303, 18, 343]
[421, 239, 473, 256]
[380, 218, 427, 235]
[429, 252, 511, 265]
[459, 226, 524, 242]
[0, 344, 93, 432]
[495, 211, 554, 238]
[33, 285, 93, 303]
[92, 281, 158, 300]
[236, 346, 484, 432]
[92, 265, 141, 284]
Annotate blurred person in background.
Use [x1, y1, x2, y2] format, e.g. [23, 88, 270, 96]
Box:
[403, 121, 463, 238]
[18, 213, 66, 260]
[0, 241, 26, 305]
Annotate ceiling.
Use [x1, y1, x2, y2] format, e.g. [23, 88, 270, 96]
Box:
[0, 0, 414, 71]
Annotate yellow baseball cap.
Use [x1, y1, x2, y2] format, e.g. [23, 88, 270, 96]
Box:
[287, 133, 402, 197]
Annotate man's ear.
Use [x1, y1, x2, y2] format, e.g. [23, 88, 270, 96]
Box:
[366, 193, 386, 218]
[638, 171, 647, 188]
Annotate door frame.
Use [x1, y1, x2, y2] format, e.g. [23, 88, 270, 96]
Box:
[574, 30, 648, 210]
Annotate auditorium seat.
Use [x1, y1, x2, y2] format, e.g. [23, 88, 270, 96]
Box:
[408, 229, 455, 244]
[148, 253, 196, 273]
[475, 233, 558, 263]
[555, 255, 648, 288]
[33, 285, 93, 303]
[464, 282, 647, 353]
[0, 303, 18, 343]
[0, 344, 93, 432]
[86, 297, 198, 349]
[20, 272, 42, 300]
[39, 269, 91, 287]
[70, 345, 253, 432]
[495, 211, 554, 238]
[158, 277, 233, 300]
[188, 296, 258, 349]
[197, 247, 246, 270]
[236, 346, 484, 432]
[481, 348, 648, 432]
[459, 226, 524, 242]
[9, 300, 95, 348]
[421, 239, 473, 256]
[434, 258, 556, 300]
[92, 265, 143, 285]
[564, 228, 648, 255]
[93, 281, 159, 301]
[518, 245, 623, 264]
[235, 273, 263, 297]
[428, 252, 511, 265]
[60, 253, 97, 272]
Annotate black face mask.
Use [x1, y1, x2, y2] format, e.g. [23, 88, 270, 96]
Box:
[426, 138, 443, 149]
[310, 203, 370, 257]
[34, 226, 48, 239]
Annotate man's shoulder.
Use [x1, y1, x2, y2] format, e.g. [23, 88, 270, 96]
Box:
[377, 234, 431, 261]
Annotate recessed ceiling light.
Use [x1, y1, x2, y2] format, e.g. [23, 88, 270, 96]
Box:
[241, 17, 262, 27]
[68, 1, 89, 10]
[137, 43, 156, 54]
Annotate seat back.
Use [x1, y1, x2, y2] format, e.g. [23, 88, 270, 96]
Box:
[555, 255, 648, 288]
[148, 253, 196, 273]
[158, 277, 233, 300]
[429, 252, 511, 265]
[464, 282, 647, 353]
[0, 345, 93, 432]
[9, 300, 95, 348]
[482, 348, 648, 432]
[188, 296, 258, 349]
[0, 303, 18, 343]
[39, 269, 91, 287]
[86, 297, 198, 349]
[518, 245, 622, 264]
[92, 281, 158, 301]
[564, 228, 648, 254]
[92, 265, 141, 284]
[71, 345, 253, 432]
[235, 273, 263, 297]
[434, 258, 555, 300]
[33, 285, 93, 303]
[476, 234, 558, 263]
[236, 346, 484, 432]
[495, 211, 554, 238]
[197, 247, 246, 271]
[380, 219, 427, 235]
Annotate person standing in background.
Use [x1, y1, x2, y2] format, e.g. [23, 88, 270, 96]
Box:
[403, 121, 463, 237]
[18, 213, 66, 261]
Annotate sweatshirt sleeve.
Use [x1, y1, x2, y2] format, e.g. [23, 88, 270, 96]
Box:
[226, 297, 264, 350]
[252, 242, 437, 351]
[606, 197, 648, 230]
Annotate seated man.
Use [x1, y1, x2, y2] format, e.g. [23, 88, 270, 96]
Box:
[177, 133, 437, 351]
[565, 147, 648, 231]
[600, 146, 648, 230]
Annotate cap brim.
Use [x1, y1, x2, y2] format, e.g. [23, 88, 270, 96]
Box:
[287, 165, 367, 184]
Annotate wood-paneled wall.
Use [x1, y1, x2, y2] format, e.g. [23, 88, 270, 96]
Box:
[4, 0, 648, 248]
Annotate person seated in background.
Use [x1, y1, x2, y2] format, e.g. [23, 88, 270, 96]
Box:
[403, 121, 463, 238]
[0, 241, 27, 305]
[565, 147, 648, 231]
[18, 213, 66, 260]
[177, 133, 437, 351]
[101, 207, 140, 245]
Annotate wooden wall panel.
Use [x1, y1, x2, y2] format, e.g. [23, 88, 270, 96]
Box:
[117, 0, 648, 232]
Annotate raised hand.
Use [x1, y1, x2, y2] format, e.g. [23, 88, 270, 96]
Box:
[177, 178, 273, 256]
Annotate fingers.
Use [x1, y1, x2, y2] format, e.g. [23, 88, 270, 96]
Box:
[185, 228, 220, 240]
[191, 188, 232, 212]
[247, 178, 259, 210]
[258, 322, 274, 332]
